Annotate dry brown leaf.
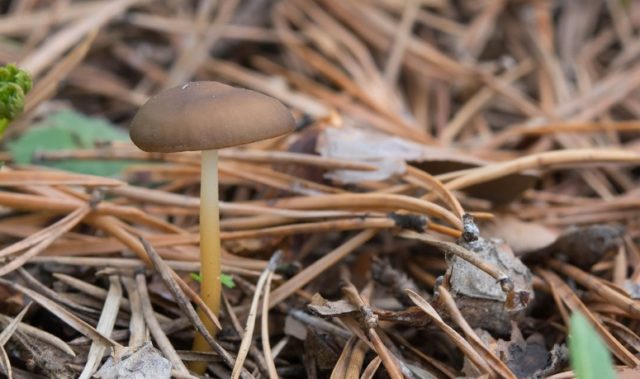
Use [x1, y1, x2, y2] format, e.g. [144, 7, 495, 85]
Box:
[308, 293, 359, 317]
[481, 216, 559, 255]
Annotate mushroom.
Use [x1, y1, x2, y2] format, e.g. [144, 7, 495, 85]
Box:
[130, 81, 295, 361]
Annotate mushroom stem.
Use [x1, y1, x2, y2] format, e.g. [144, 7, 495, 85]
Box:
[191, 149, 222, 370]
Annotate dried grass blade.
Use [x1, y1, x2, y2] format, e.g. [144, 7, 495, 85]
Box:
[0, 170, 124, 187]
[537, 268, 640, 367]
[0, 206, 88, 259]
[79, 275, 122, 379]
[269, 230, 376, 308]
[0, 314, 75, 357]
[90, 216, 220, 330]
[139, 237, 222, 330]
[339, 316, 405, 378]
[261, 193, 462, 230]
[383, 0, 419, 87]
[0, 303, 31, 346]
[18, 268, 98, 315]
[135, 273, 190, 375]
[0, 278, 118, 348]
[547, 259, 640, 319]
[219, 149, 378, 171]
[438, 287, 516, 379]
[139, 238, 250, 377]
[405, 165, 465, 218]
[440, 59, 534, 144]
[232, 252, 280, 379]
[331, 336, 358, 379]
[444, 149, 640, 191]
[163, 0, 240, 88]
[0, 191, 180, 234]
[390, 333, 457, 378]
[360, 356, 381, 379]
[53, 273, 133, 313]
[261, 269, 278, 379]
[0, 1, 101, 35]
[110, 184, 360, 219]
[0, 345, 10, 379]
[601, 316, 640, 354]
[36, 256, 264, 274]
[206, 58, 329, 116]
[221, 292, 270, 375]
[219, 161, 343, 195]
[121, 277, 146, 348]
[367, 329, 404, 379]
[343, 280, 403, 379]
[613, 246, 627, 287]
[0, 206, 90, 276]
[221, 217, 392, 240]
[458, 0, 506, 58]
[405, 289, 494, 377]
[22, 28, 97, 117]
[340, 317, 375, 350]
[19, 0, 141, 77]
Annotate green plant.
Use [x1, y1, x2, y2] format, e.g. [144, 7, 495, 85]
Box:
[0, 64, 32, 136]
[569, 311, 616, 379]
[220, 273, 235, 289]
[190, 272, 235, 289]
[7, 109, 130, 176]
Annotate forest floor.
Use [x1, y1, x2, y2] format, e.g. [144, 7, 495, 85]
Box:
[1, 1, 640, 378]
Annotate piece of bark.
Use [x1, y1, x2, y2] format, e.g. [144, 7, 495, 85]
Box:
[481, 216, 559, 255]
[445, 237, 533, 335]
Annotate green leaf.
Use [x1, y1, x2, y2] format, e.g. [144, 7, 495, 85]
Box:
[220, 274, 235, 289]
[190, 272, 235, 288]
[569, 311, 616, 379]
[6, 109, 132, 177]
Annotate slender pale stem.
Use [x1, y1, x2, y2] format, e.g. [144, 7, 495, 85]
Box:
[190, 149, 221, 372]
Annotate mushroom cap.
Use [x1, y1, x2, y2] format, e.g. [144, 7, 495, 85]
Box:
[130, 81, 295, 153]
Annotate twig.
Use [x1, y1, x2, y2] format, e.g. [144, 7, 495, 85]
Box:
[268, 230, 376, 308]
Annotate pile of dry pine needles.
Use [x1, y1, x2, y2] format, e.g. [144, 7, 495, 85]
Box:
[2, 0, 640, 378]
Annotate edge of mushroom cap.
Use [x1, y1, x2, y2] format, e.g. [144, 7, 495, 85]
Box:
[130, 81, 295, 153]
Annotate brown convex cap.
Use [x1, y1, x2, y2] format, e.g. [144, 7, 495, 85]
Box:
[130, 81, 295, 153]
